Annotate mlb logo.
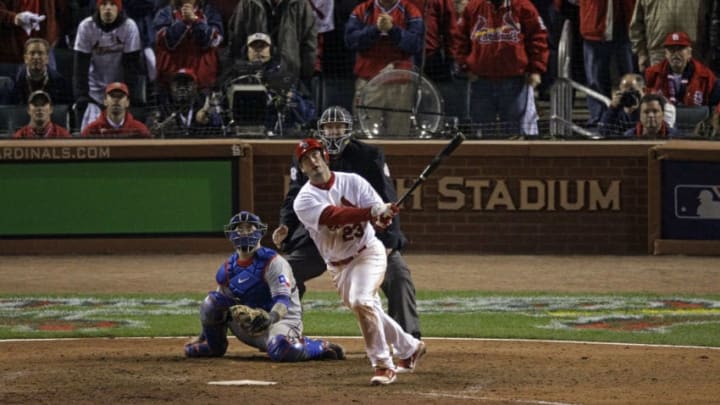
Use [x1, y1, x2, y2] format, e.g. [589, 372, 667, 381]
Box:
[674, 185, 720, 219]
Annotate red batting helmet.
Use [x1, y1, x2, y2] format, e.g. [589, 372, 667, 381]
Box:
[295, 138, 329, 163]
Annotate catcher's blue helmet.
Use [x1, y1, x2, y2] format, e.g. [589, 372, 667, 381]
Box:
[224, 211, 268, 252]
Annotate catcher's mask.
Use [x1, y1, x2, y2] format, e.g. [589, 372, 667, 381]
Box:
[317, 106, 353, 157]
[295, 137, 329, 163]
[224, 211, 268, 252]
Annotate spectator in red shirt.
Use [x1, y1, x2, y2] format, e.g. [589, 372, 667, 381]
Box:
[13, 90, 71, 138]
[645, 31, 720, 108]
[345, 0, 424, 136]
[154, 0, 224, 91]
[346, 0, 424, 81]
[81, 82, 151, 138]
[452, 0, 549, 137]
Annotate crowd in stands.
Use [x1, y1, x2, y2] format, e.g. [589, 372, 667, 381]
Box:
[1, 0, 720, 139]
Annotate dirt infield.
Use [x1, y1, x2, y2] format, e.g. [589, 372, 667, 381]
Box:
[2, 254, 720, 294]
[1, 254, 719, 404]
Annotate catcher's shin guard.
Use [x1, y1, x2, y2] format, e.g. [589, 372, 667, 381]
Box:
[267, 335, 345, 362]
[184, 328, 228, 357]
[267, 335, 306, 362]
[186, 294, 231, 357]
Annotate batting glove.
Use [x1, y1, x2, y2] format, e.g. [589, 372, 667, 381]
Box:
[371, 203, 399, 219]
[371, 203, 399, 231]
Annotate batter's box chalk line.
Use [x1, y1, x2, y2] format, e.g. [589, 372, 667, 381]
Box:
[208, 380, 277, 386]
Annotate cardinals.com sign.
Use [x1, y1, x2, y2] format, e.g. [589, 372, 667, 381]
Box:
[662, 161, 720, 240]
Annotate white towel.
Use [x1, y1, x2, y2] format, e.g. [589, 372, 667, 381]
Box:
[522, 85, 539, 136]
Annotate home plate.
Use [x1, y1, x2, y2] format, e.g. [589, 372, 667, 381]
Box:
[208, 380, 277, 386]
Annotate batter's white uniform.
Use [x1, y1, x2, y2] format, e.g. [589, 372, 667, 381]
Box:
[294, 171, 420, 369]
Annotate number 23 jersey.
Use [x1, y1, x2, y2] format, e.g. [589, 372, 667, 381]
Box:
[293, 171, 383, 264]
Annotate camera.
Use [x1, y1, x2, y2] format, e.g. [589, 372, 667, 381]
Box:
[619, 90, 641, 108]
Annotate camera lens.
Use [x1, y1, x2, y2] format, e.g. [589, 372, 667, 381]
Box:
[620, 91, 640, 108]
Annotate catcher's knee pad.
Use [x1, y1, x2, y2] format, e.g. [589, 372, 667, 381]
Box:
[267, 335, 307, 362]
[200, 293, 231, 325]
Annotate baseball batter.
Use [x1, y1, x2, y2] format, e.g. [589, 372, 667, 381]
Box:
[292, 138, 426, 385]
[273, 105, 421, 340]
[184, 211, 346, 362]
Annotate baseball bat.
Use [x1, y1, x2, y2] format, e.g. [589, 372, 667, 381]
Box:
[396, 132, 466, 205]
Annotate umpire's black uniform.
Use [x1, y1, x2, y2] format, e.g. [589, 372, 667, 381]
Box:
[278, 138, 421, 339]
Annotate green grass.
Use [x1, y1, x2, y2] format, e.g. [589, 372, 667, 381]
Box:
[1, 291, 719, 347]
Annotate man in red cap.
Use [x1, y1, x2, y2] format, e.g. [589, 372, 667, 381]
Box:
[13, 90, 71, 138]
[644, 31, 720, 108]
[81, 82, 151, 138]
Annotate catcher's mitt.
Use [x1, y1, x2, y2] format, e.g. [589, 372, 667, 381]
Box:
[230, 305, 272, 335]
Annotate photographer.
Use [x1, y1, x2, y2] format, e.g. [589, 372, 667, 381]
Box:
[147, 68, 225, 138]
[599, 73, 676, 137]
[224, 33, 316, 136]
[598, 74, 645, 137]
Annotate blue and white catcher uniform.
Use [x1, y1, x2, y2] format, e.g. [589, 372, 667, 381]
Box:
[184, 211, 345, 362]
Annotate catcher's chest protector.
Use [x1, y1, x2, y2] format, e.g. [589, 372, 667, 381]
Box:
[216, 248, 276, 310]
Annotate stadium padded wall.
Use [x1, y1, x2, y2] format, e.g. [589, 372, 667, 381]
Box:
[0, 140, 253, 254]
[2, 139, 716, 255]
[1, 161, 232, 235]
[648, 141, 720, 255]
[253, 140, 658, 255]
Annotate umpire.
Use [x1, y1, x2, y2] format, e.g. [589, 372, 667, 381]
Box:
[272, 105, 421, 339]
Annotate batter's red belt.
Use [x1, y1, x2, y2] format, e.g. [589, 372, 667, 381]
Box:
[330, 245, 367, 266]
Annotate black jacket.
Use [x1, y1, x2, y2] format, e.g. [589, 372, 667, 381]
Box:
[11, 67, 71, 105]
[279, 138, 407, 252]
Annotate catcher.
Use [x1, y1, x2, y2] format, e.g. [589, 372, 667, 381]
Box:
[184, 211, 346, 361]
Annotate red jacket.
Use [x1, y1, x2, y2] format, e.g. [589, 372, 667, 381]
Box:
[345, 0, 424, 79]
[155, 5, 223, 89]
[81, 111, 152, 138]
[13, 121, 70, 138]
[407, 0, 459, 56]
[645, 59, 717, 106]
[0, 0, 66, 63]
[452, 0, 549, 78]
[578, 0, 636, 42]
